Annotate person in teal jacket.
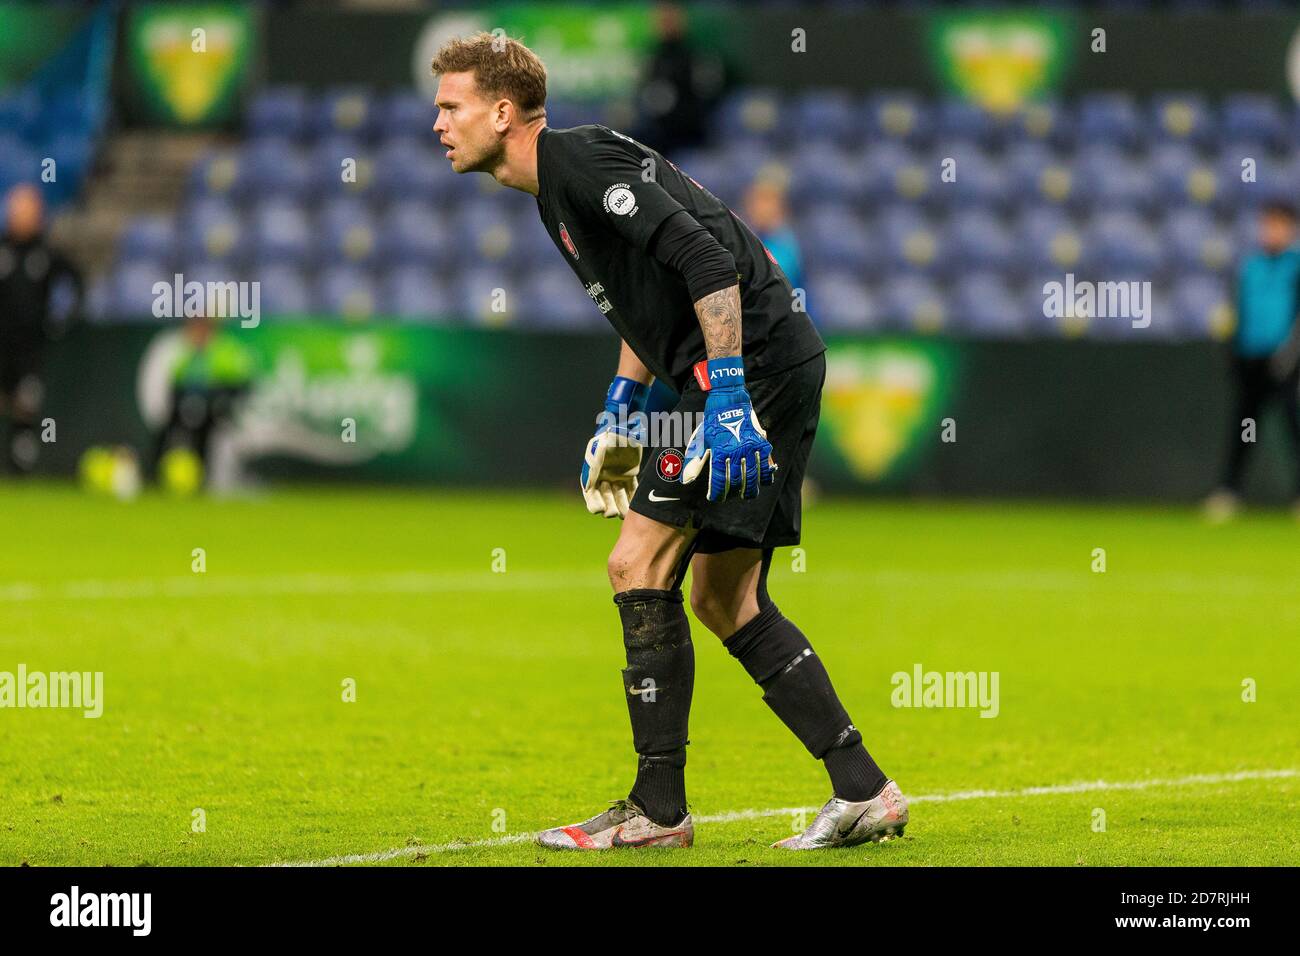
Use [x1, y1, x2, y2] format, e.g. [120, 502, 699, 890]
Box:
[1207, 201, 1300, 518]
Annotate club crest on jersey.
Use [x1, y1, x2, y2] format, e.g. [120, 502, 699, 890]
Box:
[559, 222, 578, 259]
[657, 449, 684, 482]
[602, 183, 638, 217]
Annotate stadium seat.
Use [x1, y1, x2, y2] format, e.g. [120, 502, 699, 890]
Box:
[1172, 273, 1235, 341]
[308, 87, 378, 142]
[950, 273, 1026, 338]
[716, 88, 785, 145]
[254, 264, 314, 315]
[787, 143, 865, 206]
[879, 275, 947, 334]
[316, 264, 378, 320]
[1083, 211, 1164, 277]
[238, 138, 312, 202]
[517, 266, 604, 329]
[1163, 208, 1234, 276]
[1076, 92, 1143, 149]
[1221, 94, 1288, 151]
[249, 200, 315, 268]
[807, 270, 878, 331]
[1149, 92, 1216, 148]
[247, 86, 309, 141]
[118, 215, 178, 263]
[1074, 145, 1155, 213]
[862, 91, 933, 147]
[379, 265, 450, 321]
[377, 89, 436, 144]
[946, 209, 1016, 276]
[791, 88, 858, 149]
[860, 142, 930, 206]
[796, 205, 874, 273]
[375, 201, 454, 269]
[1016, 205, 1087, 274]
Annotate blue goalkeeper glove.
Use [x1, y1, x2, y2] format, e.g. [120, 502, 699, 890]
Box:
[681, 357, 776, 501]
[580, 375, 648, 518]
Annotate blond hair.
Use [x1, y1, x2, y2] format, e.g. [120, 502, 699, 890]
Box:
[431, 32, 547, 122]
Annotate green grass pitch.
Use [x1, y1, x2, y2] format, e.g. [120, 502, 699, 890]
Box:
[1, 482, 1297, 866]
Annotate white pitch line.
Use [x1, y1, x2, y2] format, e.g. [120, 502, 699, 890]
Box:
[267, 767, 1298, 867]
[5, 567, 1300, 604]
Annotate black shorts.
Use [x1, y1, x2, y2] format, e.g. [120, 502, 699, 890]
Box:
[629, 350, 826, 554]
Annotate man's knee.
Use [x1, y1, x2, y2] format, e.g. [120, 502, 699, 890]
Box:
[607, 519, 691, 593]
[688, 584, 730, 637]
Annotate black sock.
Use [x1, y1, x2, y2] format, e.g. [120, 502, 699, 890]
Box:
[823, 740, 887, 802]
[725, 602, 887, 802]
[615, 588, 693, 827]
[629, 751, 688, 826]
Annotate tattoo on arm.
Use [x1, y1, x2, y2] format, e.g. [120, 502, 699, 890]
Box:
[696, 284, 742, 359]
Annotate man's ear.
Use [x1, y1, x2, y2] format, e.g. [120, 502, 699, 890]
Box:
[493, 98, 513, 133]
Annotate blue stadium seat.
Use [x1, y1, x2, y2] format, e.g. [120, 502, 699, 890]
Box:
[946, 209, 1015, 276]
[1083, 211, 1164, 276]
[1016, 206, 1087, 273]
[791, 88, 858, 148]
[877, 206, 945, 275]
[861, 142, 930, 205]
[796, 205, 873, 273]
[716, 88, 785, 145]
[862, 91, 933, 147]
[118, 215, 178, 263]
[247, 87, 309, 141]
[1150, 142, 1220, 208]
[807, 271, 878, 331]
[1007, 99, 1073, 148]
[238, 139, 311, 201]
[1150, 92, 1215, 148]
[951, 273, 1025, 338]
[455, 267, 518, 326]
[1173, 274, 1234, 340]
[379, 265, 450, 321]
[932, 146, 1009, 209]
[1163, 208, 1234, 276]
[318, 199, 378, 266]
[787, 143, 865, 206]
[375, 201, 454, 269]
[188, 149, 242, 200]
[372, 139, 449, 203]
[316, 265, 378, 320]
[308, 87, 378, 142]
[1221, 94, 1288, 151]
[935, 97, 1005, 150]
[1077, 93, 1143, 149]
[377, 89, 435, 144]
[1075, 145, 1155, 213]
[253, 264, 314, 315]
[517, 266, 603, 329]
[249, 200, 315, 268]
[878, 274, 947, 334]
[109, 258, 170, 319]
[1216, 142, 1293, 208]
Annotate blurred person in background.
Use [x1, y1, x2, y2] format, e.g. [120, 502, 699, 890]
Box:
[743, 171, 806, 314]
[632, 1, 727, 155]
[1206, 200, 1300, 521]
[151, 312, 253, 489]
[0, 183, 81, 475]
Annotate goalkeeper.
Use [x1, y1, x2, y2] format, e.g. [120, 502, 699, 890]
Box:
[432, 33, 906, 851]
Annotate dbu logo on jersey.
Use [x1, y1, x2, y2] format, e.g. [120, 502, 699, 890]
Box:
[559, 222, 578, 259]
[602, 184, 638, 217]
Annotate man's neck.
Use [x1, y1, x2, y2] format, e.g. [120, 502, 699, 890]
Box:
[492, 120, 546, 196]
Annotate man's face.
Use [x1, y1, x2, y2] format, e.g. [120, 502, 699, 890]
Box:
[1259, 211, 1296, 254]
[6, 185, 43, 241]
[433, 71, 505, 174]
